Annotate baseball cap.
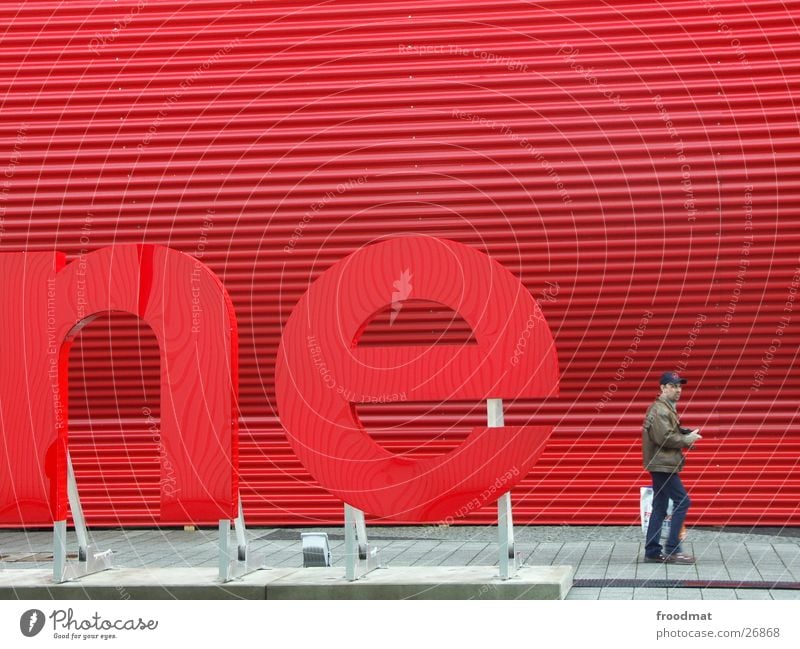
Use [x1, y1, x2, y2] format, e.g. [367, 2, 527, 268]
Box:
[659, 371, 687, 385]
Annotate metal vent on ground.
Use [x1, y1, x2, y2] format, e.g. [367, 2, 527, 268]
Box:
[301, 532, 332, 567]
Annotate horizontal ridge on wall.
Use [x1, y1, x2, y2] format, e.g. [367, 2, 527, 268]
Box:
[1, 0, 799, 528]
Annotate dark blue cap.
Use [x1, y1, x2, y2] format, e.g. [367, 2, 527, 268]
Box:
[659, 371, 687, 385]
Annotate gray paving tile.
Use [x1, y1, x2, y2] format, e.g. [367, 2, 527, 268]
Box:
[700, 589, 738, 600]
[389, 539, 442, 565]
[439, 542, 490, 567]
[566, 587, 600, 600]
[517, 542, 540, 565]
[605, 566, 639, 581]
[745, 544, 789, 582]
[773, 544, 800, 581]
[524, 542, 562, 565]
[735, 589, 773, 600]
[574, 543, 612, 579]
[606, 543, 639, 580]
[414, 543, 465, 567]
[379, 542, 417, 566]
[467, 542, 499, 566]
[553, 541, 589, 565]
[665, 563, 699, 580]
[634, 588, 669, 599]
[694, 544, 729, 581]
[720, 542, 761, 582]
[267, 552, 303, 568]
[613, 541, 641, 557]
[374, 541, 414, 566]
[769, 590, 800, 600]
[574, 567, 608, 579]
[582, 541, 614, 558]
[668, 588, 703, 599]
[582, 541, 613, 560]
[636, 561, 668, 580]
[599, 587, 635, 599]
[695, 565, 731, 582]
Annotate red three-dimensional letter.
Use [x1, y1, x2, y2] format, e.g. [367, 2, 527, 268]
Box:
[0, 252, 64, 525]
[0, 245, 238, 525]
[276, 237, 559, 521]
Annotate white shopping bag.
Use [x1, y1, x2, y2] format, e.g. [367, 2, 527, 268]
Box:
[640, 485, 675, 537]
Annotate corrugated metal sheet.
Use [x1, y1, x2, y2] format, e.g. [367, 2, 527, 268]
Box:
[1, 0, 798, 527]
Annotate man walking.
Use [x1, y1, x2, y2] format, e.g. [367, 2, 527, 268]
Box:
[642, 371, 701, 564]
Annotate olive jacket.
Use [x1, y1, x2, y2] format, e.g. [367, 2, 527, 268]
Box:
[642, 396, 694, 474]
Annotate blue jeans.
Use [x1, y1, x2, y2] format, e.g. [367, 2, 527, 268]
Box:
[645, 471, 691, 557]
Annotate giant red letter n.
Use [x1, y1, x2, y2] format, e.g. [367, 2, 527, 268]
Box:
[0, 245, 238, 525]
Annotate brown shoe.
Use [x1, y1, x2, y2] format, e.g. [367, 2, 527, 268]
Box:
[664, 552, 695, 565]
[643, 553, 669, 563]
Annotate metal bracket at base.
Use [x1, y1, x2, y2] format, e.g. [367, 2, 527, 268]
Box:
[498, 491, 520, 580]
[52, 453, 114, 583]
[344, 504, 380, 581]
[218, 497, 270, 582]
[488, 398, 519, 580]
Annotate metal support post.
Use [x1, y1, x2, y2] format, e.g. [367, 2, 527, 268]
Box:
[344, 503, 379, 581]
[52, 452, 113, 583]
[498, 491, 519, 579]
[218, 496, 270, 582]
[488, 398, 519, 580]
[218, 519, 232, 580]
[53, 520, 67, 582]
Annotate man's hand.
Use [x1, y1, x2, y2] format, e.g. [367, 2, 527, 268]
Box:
[684, 431, 702, 446]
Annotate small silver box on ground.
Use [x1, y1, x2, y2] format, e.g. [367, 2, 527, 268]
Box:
[301, 533, 332, 567]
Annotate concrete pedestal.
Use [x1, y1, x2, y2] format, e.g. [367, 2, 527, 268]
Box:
[0, 565, 573, 600]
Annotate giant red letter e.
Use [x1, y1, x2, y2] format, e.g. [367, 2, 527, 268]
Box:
[276, 237, 559, 521]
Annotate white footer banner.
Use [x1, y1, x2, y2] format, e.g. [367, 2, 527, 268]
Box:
[2, 600, 798, 648]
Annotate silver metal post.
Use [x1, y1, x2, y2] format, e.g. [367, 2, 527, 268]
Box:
[235, 499, 247, 561]
[67, 452, 88, 559]
[344, 504, 358, 581]
[344, 503, 379, 581]
[218, 495, 269, 582]
[487, 397, 504, 428]
[218, 519, 232, 581]
[498, 491, 516, 579]
[488, 398, 518, 580]
[53, 520, 67, 583]
[52, 452, 113, 583]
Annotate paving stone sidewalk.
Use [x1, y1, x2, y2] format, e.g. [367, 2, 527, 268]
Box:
[2, 526, 799, 600]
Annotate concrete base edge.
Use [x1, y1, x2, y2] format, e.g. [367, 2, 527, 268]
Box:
[0, 565, 574, 600]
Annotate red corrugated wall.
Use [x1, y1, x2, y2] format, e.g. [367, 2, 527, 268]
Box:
[1, 0, 798, 527]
